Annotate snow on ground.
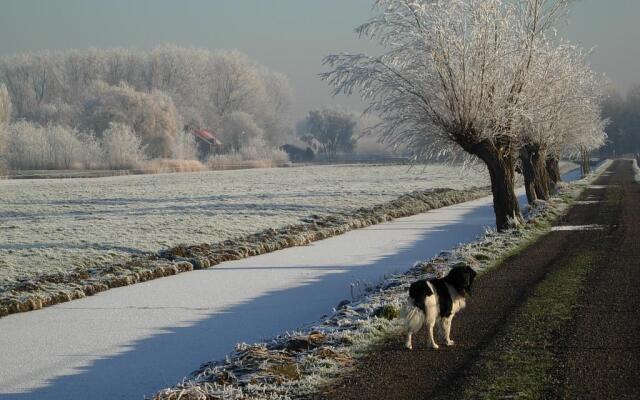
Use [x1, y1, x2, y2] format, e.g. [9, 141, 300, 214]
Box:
[633, 158, 640, 183]
[0, 164, 488, 287]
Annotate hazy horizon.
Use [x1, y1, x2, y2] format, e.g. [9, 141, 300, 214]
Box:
[1, 0, 638, 119]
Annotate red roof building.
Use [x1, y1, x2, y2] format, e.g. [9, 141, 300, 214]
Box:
[190, 129, 223, 146]
[188, 128, 224, 158]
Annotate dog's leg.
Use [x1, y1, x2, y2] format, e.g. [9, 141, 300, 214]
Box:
[426, 313, 439, 349]
[437, 317, 446, 341]
[443, 316, 454, 346]
[405, 332, 413, 350]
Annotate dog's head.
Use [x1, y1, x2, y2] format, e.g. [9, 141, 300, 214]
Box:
[445, 265, 477, 296]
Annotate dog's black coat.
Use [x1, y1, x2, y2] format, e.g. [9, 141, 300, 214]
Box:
[408, 280, 432, 312]
[408, 266, 477, 317]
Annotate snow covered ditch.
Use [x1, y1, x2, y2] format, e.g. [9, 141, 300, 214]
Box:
[151, 164, 597, 400]
[0, 164, 489, 288]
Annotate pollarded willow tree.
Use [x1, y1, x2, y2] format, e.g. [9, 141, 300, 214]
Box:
[514, 42, 606, 203]
[563, 58, 609, 177]
[323, 0, 573, 231]
[558, 96, 608, 177]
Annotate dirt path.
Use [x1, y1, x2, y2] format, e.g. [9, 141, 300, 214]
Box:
[560, 161, 640, 399]
[318, 160, 638, 400]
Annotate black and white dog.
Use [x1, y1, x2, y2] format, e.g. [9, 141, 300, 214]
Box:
[402, 266, 477, 350]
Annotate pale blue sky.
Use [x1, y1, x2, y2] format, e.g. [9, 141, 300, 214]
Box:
[0, 0, 638, 118]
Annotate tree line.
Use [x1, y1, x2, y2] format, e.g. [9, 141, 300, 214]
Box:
[0, 45, 386, 172]
[601, 85, 640, 157]
[323, 0, 608, 230]
[0, 46, 296, 172]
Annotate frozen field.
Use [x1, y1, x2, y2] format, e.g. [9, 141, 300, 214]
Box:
[0, 164, 488, 287]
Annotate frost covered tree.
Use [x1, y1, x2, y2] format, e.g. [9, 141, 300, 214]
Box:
[81, 83, 179, 158]
[220, 111, 265, 151]
[552, 72, 607, 183]
[323, 0, 574, 230]
[298, 108, 357, 159]
[259, 71, 296, 146]
[600, 85, 640, 157]
[0, 46, 296, 156]
[5, 122, 99, 170]
[76, 130, 104, 169]
[0, 84, 10, 125]
[513, 42, 606, 202]
[172, 130, 199, 160]
[559, 102, 608, 178]
[0, 84, 10, 173]
[101, 122, 146, 169]
[209, 51, 264, 118]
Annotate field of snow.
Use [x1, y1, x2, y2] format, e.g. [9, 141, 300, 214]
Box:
[0, 164, 489, 287]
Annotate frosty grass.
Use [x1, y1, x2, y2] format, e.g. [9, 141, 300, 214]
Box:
[0, 164, 488, 288]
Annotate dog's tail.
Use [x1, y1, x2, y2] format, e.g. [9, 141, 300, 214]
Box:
[401, 299, 425, 334]
[402, 279, 431, 334]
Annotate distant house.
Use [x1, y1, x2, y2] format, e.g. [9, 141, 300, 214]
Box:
[188, 128, 224, 159]
[280, 144, 315, 162]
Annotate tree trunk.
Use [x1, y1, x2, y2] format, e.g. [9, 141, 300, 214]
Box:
[533, 156, 551, 200]
[581, 150, 591, 177]
[473, 140, 523, 231]
[546, 157, 561, 186]
[520, 145, 551, 204]
[520, 147, 538, 204]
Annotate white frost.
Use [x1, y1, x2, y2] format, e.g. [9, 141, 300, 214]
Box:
[0, 164, 488, 286]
